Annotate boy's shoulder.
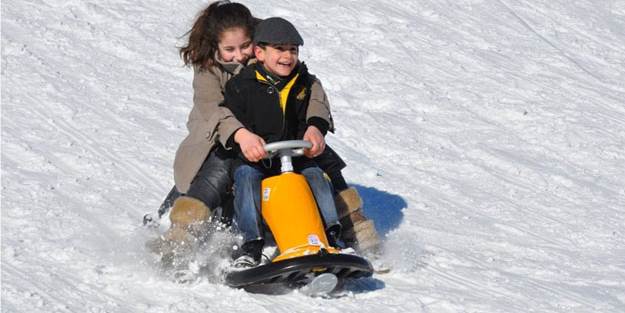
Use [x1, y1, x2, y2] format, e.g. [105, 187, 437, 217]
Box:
[296, 63, 323, 91]
[225, 64, 258, 94]
[231, 64, 258, 82]
[298, 62, 317, 83]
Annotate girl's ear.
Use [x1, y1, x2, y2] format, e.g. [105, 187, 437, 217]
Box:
[254, 46, 265, 61]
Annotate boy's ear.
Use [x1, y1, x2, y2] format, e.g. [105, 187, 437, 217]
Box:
[254, 46, 265, 62]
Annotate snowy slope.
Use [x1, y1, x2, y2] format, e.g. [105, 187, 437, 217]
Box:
[2, 0, 625, 312]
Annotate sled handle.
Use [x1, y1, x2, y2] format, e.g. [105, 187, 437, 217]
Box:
[264, 140, 312, 156]
[263, 140, 313, 173]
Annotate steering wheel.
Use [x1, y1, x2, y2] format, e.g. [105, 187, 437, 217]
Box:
[263, 140, 312, 159]
[263, 140, 313, 173]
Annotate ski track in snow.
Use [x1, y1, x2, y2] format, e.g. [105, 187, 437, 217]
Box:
[2, 0, 625, 312]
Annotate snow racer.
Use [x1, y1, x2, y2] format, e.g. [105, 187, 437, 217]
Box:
[224, 140, 374, 294]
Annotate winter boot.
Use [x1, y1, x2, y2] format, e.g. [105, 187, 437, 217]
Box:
[148, 196, 212, 256]
[232, 239, 264, 269]
[165, 196, 211, 241]
[335, 187, 381, 254]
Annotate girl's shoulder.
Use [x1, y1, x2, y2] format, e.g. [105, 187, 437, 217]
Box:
[194, 64, 220, 76]
[193, 64, 231, 92]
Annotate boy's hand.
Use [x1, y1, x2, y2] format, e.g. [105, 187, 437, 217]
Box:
[234, 128, 267, 162]
[303, 125, 325, 158]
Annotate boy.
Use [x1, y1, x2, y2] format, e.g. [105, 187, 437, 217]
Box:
[222, 17, 341, 268]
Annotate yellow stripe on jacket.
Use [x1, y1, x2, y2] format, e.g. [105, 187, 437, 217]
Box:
[256, 71, 300, 113]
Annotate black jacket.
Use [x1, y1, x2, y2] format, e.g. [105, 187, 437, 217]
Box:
[222, 63, 329, 152]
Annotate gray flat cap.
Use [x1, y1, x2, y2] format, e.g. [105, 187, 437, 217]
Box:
[254, 17, 304, 46]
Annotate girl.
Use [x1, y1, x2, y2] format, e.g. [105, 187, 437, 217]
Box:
[156, 0, 380, 256]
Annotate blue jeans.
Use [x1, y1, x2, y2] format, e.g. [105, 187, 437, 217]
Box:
[233, 164, 340, 243]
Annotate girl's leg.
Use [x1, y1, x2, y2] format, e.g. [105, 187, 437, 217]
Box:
[158, 186, 181, 218]
[313, 146, 381, 254]
[335, 188, 381, 254]
[186, 147, 233, 209]
[161, 147, 232, 246]
[326, 171, 348, 193]
[313, 145, 347, 193]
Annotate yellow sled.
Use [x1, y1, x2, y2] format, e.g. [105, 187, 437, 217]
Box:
[225, 140, 373, 292]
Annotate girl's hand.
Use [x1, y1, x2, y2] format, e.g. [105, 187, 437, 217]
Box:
[303, 125, 325, 158]
[234, 128, 267, 162]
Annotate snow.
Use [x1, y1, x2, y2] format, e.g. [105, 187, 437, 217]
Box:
[2, 0, 625, 312]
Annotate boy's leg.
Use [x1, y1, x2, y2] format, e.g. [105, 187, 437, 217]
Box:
[300, 166, 341, 245]
[232, 164, 264, 267]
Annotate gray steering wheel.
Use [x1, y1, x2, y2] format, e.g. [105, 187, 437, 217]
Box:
[263, 140, 313, 173]
[263, 140, 312, 158]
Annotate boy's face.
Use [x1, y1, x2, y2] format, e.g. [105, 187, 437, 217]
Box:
[254, 44, 299, 77]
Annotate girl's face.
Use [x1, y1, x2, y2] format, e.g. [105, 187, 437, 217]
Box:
[217, 27, 253, 64]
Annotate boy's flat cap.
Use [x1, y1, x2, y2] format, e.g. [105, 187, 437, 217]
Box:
[254, 17, 303, 46]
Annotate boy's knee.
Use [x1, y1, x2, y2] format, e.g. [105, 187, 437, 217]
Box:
[234, 165, 259, 180]
[301, 166, 324, 180]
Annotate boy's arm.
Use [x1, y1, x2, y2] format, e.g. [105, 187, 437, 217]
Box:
[303, 125, 325, 158]
[233, 128, 267, 162]
[221, 81, 267, 162]
[220, 80, 245, 149]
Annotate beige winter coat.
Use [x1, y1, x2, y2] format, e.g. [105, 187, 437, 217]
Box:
[174, 59, 333, 193]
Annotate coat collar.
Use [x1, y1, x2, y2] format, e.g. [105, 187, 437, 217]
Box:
[214, 52, 258, 75]
[239, 62, 308, 84]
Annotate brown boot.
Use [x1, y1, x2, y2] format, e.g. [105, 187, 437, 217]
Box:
[334, 188, 381, 253]
[148, 196, 211, 255]
[166, 196, 211, 240]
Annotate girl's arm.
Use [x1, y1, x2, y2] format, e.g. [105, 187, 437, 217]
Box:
[190, 67, 244, 143]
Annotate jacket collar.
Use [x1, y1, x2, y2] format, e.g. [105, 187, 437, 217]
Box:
[214, 52, 258, 75]
[250, 62, 307, 88]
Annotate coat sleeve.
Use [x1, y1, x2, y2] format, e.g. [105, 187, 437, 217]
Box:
[191, 67, 244, 144]
[220, 79, 248, 149]
[306, 78, 335, 132]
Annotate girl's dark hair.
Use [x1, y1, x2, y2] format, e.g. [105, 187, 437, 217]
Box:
[180, 1, 256, 70]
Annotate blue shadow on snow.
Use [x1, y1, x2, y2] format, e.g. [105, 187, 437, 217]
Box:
[351, 184, 406, 237]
